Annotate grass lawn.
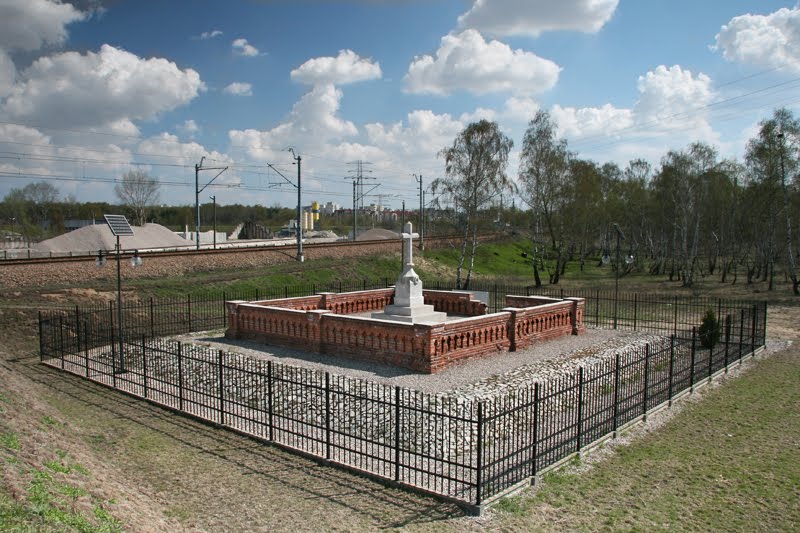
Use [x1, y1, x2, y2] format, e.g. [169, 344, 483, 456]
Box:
[479, 341, 800, 532]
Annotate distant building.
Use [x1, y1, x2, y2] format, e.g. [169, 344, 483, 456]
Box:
[64, 219, 100, 231]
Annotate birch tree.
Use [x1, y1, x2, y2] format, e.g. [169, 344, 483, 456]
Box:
[436, 120, 513, 289]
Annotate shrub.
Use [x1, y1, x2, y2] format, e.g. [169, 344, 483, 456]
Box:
[698, 309, 721, 349]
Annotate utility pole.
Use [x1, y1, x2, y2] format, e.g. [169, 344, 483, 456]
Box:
[415, 174, 424, 250]
[210, 195, 216, 250]
[352, 180, 357, 241]
[346, 160, 375, 241]
[290, 148, 303, 262]
[195, 157, 228, 250]
[266, 150, 304, 262]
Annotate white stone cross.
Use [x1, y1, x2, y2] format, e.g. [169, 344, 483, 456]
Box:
[402, 221, 418, 267]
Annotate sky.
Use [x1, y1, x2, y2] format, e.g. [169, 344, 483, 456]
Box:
[0, 0, 799, 212]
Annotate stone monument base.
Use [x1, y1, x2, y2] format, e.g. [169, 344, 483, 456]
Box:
[371, 303, 447, 324]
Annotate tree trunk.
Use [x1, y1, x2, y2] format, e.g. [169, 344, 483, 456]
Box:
[455, 221, 469, 289]
[463, 224, 479, 290]
[782, 178, 800, 295]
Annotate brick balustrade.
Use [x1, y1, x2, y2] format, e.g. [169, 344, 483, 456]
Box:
[423, 290, 487, 316]
[226, 289, 585, 373]
[503, 295, 586, 351]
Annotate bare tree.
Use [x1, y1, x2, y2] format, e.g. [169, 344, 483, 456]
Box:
[115, 170, 160, 226]
[436, 120, 514, 289]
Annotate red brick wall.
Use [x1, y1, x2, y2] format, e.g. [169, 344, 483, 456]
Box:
[320, 289, 394, 315]
[505, 297, 586, 351]
[320, 315, 432, 372]
[428, 313, 511, 372]
[250, 295, 323, 311]
[505, 295, 561, 308]
[226, 289, 585, 374]
[423, 290, 487, 316]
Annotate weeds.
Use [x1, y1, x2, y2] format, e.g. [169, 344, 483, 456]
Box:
[0, 432, 20, 451]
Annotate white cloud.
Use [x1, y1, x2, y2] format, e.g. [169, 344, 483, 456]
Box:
[177, 119, 200, 137]
[138, 132, 234, 175]
[634, 65, 714, 126]
[404, 29, 560, 95]
[1, 44, 205, 130]
[458, 0, 618, 38]
[232, 38, 260, 57]
[551, 103, 633, 138]
[223, 82, 253, 96]
[503, 96, 540, 122]
[228, 83, 357, 162]
[199, 29, 223, 40]
[365, 109, 465, 160]
[0, 0, 85, 51]
[0, 51, 15, 98]
[713, 6, 800, 72]
[290, 49, 382, 86]
[556, 65, 718, 165]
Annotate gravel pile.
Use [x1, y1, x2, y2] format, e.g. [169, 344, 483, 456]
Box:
[181, 327, 663, 396]
[35, 223, 191, 253]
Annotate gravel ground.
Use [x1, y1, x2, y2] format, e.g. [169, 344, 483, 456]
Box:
[179, 327, 663, 396]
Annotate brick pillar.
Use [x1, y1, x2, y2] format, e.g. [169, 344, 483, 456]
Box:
[307, 310, 330, 352]
[225, 301, 246, 338]
[503, 308, 519, 351]
[564, 298, 585, 335]
[415, 323, 440, 373]
[319, 292, 335, 311]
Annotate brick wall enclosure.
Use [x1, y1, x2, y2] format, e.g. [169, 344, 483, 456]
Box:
[226, 289, 585, 373]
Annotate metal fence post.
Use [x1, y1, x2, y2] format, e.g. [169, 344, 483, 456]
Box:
[690, 327, 697, 392]
[707, 334, 714, 383]
[668, 335, 675, 406]
[595, 290, 600, 327]
[475, 402, 485, 505]
[673, 295, 678, 336]
[643, 343, 650, 420]
[187, 295, 193, 332]
[177, 342, 184, 411]
[267, 361, 274, 442]
[150, 298, 155, 338]
[218, 350, 225, 426]
[84, 320, 90, 378]
[577, 367, 584, 452]
[751, 304, 757, 355]
[142, 336, 148, 399]
[724, 315, 731, 373]
[739, 309, 744, 366]
[325, 372, 331, 460]
[59, 316, 65, 370]
[613, 354, 620, 437]
[394, 386, 401, 482]
[110, 302, 117, 388]
[38, 311, 44, 361]
[633, 293, 638, 331]
[531, 382, 540, 480]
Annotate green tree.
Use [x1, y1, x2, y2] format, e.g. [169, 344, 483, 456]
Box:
[518, 110, 571, 283]
[436, 120, 514, 289]
[745, 108, 799, 295]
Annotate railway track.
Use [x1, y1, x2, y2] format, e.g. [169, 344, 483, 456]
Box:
[0, 234, 469, 267]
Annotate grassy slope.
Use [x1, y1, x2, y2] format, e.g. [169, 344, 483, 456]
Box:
[480, 344, 800, 532]
[1, 238, 799, 531]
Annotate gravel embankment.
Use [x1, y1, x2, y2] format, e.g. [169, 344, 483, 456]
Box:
[180, 327, 663, 396]
[0, 240, 405, 289]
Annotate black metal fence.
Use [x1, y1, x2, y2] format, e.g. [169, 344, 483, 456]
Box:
[38, 282, 767, 512]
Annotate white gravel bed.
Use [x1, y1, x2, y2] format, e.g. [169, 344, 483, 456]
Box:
[178, 327, 664, 396]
